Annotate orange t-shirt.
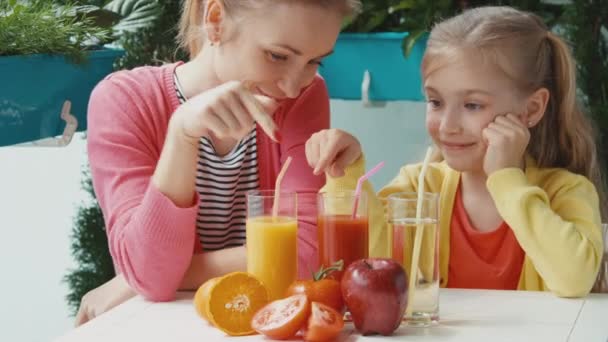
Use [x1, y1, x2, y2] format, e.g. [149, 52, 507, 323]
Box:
[447, 185, 525, 290]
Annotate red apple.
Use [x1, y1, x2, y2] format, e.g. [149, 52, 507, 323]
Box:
[341, 258, 408, 336]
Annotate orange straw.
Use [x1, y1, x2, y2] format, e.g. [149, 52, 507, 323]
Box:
[272, 156, 293, 218]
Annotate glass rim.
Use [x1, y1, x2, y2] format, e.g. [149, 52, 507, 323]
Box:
[387, 191, 439, 202]
[318, 190, 362, 198]
[246, 189, 297, 198]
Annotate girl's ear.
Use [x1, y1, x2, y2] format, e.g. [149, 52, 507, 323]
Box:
[525, 87, 550, 127]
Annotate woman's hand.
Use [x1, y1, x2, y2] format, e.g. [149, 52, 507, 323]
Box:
[171, 81, 280, 146]
[305, 129, 362, 178]
[74, 275, 136, 327]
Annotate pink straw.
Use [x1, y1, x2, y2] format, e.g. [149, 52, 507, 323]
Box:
[351, 161, 386, 218]
[272, 156, 293, 219]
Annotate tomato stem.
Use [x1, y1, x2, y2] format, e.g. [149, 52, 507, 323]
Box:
[312, 260, 344, 281]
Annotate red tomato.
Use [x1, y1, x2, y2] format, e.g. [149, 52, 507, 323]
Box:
[287, 260, 345, 313]
[287, 279, 344, 313]
[251, 294, 310, 340]
[304, 302, 344, 342]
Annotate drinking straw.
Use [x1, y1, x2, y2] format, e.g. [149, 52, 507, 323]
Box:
[406, 147, 433, 316]
[351, 161, 386, 219]
[272, 156, 293, 219]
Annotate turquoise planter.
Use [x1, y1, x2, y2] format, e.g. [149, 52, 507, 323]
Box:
[0, 48, 123, 146]
[319, 32, 426, 102]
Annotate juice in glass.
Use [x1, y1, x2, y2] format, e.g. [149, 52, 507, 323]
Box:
[318, 215, 369, 280]
[246, 190, 298, 300]
[387, 192, 440, 326]
[246, 216, 297, 300]
[317, 191, 369, 280]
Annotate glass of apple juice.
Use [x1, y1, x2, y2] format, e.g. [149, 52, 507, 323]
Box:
[387, 192, 440, 327]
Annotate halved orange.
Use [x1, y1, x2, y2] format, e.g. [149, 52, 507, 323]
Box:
[194, 272, 270, 336]
[194, 276, 220, 322]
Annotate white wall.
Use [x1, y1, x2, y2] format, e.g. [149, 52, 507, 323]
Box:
[330, 100, 430, 190]
[0, 101, 429, 341]
[0, 133, 87, 342]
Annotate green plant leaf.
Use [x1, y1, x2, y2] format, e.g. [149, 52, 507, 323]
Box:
[362, 10, 388, 32]
[104, 0, 161, 34]
[402, 29, 425, 58]
[389, 0, 416, 13]
[70, 5, 122, 29]
[341, 15, 355, 29]
[0, 1, 111, 61]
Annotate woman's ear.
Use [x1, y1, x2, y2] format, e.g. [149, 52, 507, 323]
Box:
[204, 0, 225, 45]
[525, 87, 550, 128]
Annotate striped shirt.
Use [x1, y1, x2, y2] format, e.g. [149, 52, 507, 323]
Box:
[174, 72, 259, 251]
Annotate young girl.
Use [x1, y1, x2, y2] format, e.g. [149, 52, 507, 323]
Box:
[310, 6, 605, 297]
[75, 0, 362, 326]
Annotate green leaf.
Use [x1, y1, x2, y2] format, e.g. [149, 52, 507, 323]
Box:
[69, 5, 122, 29]
[0, 1, 111, 61]
[362, 11, 388, 32]
[104, 0, 161, 34]
[402, 29, 425, 58]
[389, 0, 416, 13]
[341, 15, 355, 29]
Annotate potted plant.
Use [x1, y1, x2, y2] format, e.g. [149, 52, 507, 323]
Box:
[0, 0, 164, 147]
[319, 0, 430, 102]
[319, 0, 566, 102]
[0, 0, 114, 146]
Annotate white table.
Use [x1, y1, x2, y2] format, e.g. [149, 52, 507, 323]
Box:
[55, 289, 608, 342]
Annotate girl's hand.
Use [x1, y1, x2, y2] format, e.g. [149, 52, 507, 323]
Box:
[305, 129, 362, 178]
[171, 81, 280, 146]
[482, 113, 530, 175]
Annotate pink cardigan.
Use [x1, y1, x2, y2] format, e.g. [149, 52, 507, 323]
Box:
[87, 62, 328, 301]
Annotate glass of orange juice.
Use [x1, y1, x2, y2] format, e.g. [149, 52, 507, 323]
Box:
[246, 190, 298, 300]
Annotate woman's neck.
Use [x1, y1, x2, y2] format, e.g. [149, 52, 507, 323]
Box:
[175, 48, 221, 100]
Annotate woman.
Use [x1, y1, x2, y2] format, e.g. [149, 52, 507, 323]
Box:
[75, 0, 362, 326]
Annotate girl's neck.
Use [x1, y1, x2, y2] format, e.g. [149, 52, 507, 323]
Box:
[460, 169, 489, 195]
[175, 47, 221, 100]
[459, 169, 504, 233]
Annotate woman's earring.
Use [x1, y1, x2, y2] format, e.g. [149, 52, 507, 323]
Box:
[528, 121, 533, 127]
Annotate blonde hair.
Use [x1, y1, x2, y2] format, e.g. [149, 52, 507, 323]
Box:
[422, 6, 606, 218]
[178, 0, 361, 58]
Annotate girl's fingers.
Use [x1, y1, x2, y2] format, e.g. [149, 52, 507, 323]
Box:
[305, 135, 320, 170]
[315, 135, 341, 175]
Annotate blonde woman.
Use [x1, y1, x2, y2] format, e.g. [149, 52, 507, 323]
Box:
[75, 0, 362, 326]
